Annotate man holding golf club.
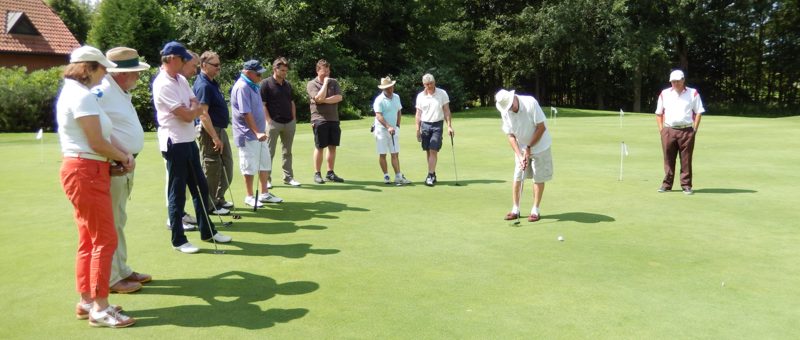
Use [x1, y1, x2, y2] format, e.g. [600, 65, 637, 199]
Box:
[96, 47, 151, 293]
[373, 76, 411, 185]
[153, 41, 232, 254]
[415, 73, 454, 186]
[194, 51, 235, 211]
[495, 89, 553, 222]
[655, 69, 705, 195]
[307, 59, 345, 184]
[231, 59, 284, 208]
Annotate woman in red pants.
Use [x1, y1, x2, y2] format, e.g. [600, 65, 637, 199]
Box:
[56, 46, 136, 328]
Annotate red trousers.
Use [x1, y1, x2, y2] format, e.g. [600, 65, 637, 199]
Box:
[60, 158, 118, 299]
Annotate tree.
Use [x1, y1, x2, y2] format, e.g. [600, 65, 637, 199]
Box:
[87, 0, 174, 64]
[49, 0, 92, 44]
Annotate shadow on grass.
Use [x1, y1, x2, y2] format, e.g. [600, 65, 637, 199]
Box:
[221, 240, 340, 258]
[693, 188, 757, 194]
[291, 180, 383, 192]
[543, 212, 615, 223]
[438, 179, 505, 187]
[224, 201, 368, 223]
[218, 221, 327, 235]
[130, 271, 318, 329]
[455, 107, 624, 119]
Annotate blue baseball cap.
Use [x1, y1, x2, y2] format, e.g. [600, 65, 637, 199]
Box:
[160, 41, 193, 60]
[243, 60, 267, 74]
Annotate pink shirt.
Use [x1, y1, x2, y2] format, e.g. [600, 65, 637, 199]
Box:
[153, 70, 196, 151]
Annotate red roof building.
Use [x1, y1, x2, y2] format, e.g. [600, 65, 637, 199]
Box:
[1, 0, 80, 70]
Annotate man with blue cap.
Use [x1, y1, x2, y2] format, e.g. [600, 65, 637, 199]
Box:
[152, 41, 232, 254]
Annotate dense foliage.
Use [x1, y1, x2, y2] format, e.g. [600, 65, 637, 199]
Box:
[0, 67, 63, 132]
[87, 0, 174, 65]
[48, 0, 92, 44]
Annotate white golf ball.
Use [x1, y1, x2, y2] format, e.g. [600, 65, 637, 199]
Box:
[557, 236, 564, 241]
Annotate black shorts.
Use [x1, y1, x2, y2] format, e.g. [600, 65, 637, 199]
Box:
[313, 121, 341, 149]
[420, 121, 443, 151]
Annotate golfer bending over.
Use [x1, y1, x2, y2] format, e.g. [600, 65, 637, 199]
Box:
[495, 89, 553, 222]
[231, 60, 283, 207]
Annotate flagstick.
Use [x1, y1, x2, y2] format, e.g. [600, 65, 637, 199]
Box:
[619, 109, 624, 128]
[618, 141, 625, 181]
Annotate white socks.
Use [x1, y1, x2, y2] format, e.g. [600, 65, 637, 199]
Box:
[531, 206, 540, 216]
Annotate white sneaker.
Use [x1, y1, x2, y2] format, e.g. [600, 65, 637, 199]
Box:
[88, 306, 135, 328]
[284, 178, 301, 186]
[259, 192, 283, 203]
[166, 219, 197, 231]
[205, 232, 232, 243]
[396, 175, 411, 186]
[267, 181, 273, 189]
[383, 175, 391, 184]
[173, 242, 199, 254]
[209, 207, 230, 215]
[220, 201, 234, 209]
[182, 213, 197, 224]
[244, 196, 264, 208]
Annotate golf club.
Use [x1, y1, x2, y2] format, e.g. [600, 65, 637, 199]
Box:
[220, 164, 242, 220]
[207, 197, 233, 227]
[510, 180, 523, 226]
[253, 140, 264, 212]
[449, 133, 460, 186]
[187, 160, 224, 254]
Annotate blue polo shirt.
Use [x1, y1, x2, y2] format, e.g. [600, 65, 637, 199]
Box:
[193, 72, 229, 128]
[230, 75, 266, 147]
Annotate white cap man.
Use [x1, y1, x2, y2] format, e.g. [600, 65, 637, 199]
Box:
[495, 89, 553, 222]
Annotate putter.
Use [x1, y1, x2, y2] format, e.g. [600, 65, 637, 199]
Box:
[207, 198, 233, 227]
[220, 165, 242, 220]
[449, 134, 460, 186]
[188, 160, 224, 254]
[253, 140, 264, 212]
[510, 181, 523, 226]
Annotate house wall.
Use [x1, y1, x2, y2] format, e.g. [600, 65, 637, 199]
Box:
[0, 53, 69, 71]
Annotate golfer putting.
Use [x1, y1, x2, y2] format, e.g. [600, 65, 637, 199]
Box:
[495, 89, 553, 223]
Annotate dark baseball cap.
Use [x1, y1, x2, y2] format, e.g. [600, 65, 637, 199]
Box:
[160, 41, 193, 60]
[243, 60, 267, 74]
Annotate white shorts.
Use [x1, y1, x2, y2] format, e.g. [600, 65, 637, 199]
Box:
[238, 139, 271, 175]
[375, 127, 400, 155]
[513, 147, 553, 182]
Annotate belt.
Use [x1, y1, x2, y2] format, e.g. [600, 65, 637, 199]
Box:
[63, 152, 110, 162]
[667, 124, 692, 129]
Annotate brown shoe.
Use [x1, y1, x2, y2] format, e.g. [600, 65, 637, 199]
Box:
[503, 212, 520, 221]
[528, 214, 540, 222]
[110, 280, 142, 294]
[125, 271, 152, 283]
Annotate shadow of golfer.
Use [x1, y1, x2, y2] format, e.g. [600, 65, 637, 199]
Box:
[130, 271, 318, 329]
[259, 201, 369, 222]
[692, 188, 757, 194]
[293, 179, 382, 192]
[224, 241, 341, 258]
[543, 212, 615, 223]
[440, 179, 505, 187]
[224, 221, 328, 235]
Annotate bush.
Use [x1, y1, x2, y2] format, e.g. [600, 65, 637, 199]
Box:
[0, 66, 63, 132]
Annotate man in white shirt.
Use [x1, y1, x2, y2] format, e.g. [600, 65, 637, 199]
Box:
[495, 89, 553, 222]
[655, 69, 705, 195]
[97, 47, 151, 293]
[415, 73, 454, 186]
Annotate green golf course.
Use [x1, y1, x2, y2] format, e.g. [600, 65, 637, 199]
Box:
[0, 108, 798, 339]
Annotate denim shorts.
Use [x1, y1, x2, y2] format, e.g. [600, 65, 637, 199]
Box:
[420, 121, 443, 151]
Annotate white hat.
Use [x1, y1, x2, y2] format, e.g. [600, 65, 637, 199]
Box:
[669, 70, 685, 81]
[105, 47, 151, 72]
[495, 89, 516, 114]
[70, 46, 117, 69]
[378, 76, 396, 90]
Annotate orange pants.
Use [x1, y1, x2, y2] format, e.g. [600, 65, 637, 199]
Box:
[60, 158, 118, 299]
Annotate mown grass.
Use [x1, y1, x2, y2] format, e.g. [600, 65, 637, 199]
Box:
[0, 108, 798, 339]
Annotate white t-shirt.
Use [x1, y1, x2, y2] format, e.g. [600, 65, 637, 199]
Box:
[655, 86, 705, 127]
[500, 95, 552, 154]
[56, 79, 113, 154]
[415, 88, 449, 123]
[97, 75, 144, 154]
[153, 70, 197, 151]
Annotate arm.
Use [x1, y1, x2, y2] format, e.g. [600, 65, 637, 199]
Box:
[243, 113, 267, 141]
[693, 114, 702, 132]
[507, 134, 527, 171]
[415, 108, 422, 142]
[319, 94, 343, 104]
[526, 123, 547, 153]
[172, 101, 203, 123]
[443, 103, 454, 136]
[76, 115, 134, 169]
[199, 104, 222, 152]
[291, 101, 297, 121]
[396, 109, 402, 128]
[263, 103, 273, 125]
[375, 112, 395, 135]
[656, 114, 664, 132]
[312, 78, 329, 103]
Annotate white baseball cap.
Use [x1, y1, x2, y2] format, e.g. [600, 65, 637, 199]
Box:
[70, 45, 117, 69]
[669, 70, 685, 81]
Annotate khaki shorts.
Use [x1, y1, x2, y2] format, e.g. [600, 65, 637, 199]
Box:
[513, 147, 553, 182]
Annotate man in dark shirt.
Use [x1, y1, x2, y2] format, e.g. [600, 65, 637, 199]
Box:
[194, 51, 234, 210]
[306, 59, 344, 184]
[260, 57, 301, 187]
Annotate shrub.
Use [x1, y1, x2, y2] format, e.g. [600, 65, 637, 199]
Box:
[0, 66, 63, 132]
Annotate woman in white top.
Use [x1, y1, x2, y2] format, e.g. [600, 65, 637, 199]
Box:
[56, 46, 135, 328]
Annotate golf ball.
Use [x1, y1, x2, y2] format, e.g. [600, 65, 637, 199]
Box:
[557, 236, 564, 242]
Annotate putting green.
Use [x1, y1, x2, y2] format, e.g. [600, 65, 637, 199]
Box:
[0, 108, 798, 338]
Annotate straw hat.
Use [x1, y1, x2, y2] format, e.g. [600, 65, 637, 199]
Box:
[105, 47, 151, 72]
[378, 76, 396, 90]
